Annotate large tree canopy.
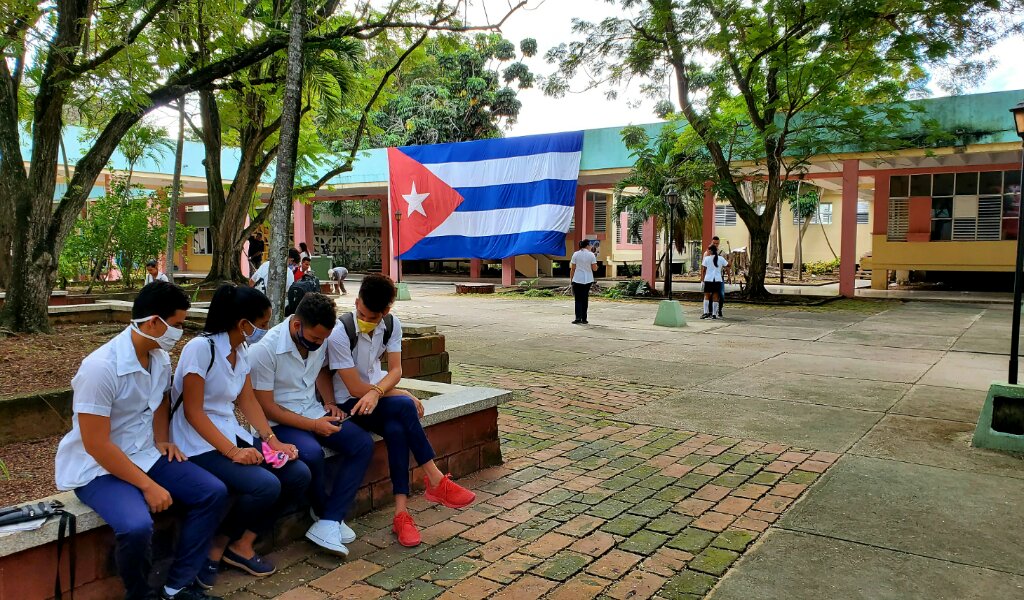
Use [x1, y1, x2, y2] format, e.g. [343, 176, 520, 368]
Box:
[0, 0, 525, 332]
[546, 0, 1023, 298]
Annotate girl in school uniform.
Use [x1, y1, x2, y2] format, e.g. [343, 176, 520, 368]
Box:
[701, 245, 729, 320]
[172, 284, 311, 589]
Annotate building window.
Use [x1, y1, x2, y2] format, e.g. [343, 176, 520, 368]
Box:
[589, 192, 608, 233]
[193, 227, 212, 255]
[715, 204, 737, 226]
[616, 212, 642, 245]
[794, 203, 832, 225]
[857, 201, 870, 225]
[893, 170, 1021, 242]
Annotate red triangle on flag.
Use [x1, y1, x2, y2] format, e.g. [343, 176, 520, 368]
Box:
[388, 148, 465, 257]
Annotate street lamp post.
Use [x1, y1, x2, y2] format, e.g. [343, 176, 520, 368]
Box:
[1008, 102, 1024, 384]
[394, 210, 402, 284]
[663, 179, 679, 299]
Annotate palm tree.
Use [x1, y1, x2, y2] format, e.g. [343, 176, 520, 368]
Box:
[614, 125, 706, 280]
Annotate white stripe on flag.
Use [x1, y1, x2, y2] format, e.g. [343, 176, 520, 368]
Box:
[425, 205, 574, 238]
[423, 151, 582, 189]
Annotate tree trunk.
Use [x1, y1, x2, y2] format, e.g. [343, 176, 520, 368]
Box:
[267, 0, 306, 323]
[744, 222, 772, 299]
[776, 199, 784, 284]
[165, 100, 185, 283]
[797, 217, 811, 281]
[0, 186, 60, 333]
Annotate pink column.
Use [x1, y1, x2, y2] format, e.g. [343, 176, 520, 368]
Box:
[501, 257, 515, 287]
[640, 216, 657, 289]
[839, 159, 859, 297]
[379, 197, 393, 278]
[293, 200, 314, 253]
[702, 181, 715, 250]
[240, 215, 251, 278]
[470, 259, 482, 279]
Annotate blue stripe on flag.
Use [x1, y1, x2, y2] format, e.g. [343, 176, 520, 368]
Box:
[399, 131, 583, 165]
[400, 230, 567, 260]
[453, 179, 577, 212]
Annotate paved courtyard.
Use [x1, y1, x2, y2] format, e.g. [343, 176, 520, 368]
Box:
[215, 285, 1024, 599]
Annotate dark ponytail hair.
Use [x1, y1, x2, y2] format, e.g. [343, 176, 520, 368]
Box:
[709, 245, 719, 267]
[204, 283, 271, 334]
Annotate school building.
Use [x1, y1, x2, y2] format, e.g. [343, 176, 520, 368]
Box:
[23, 89, 1023, 295]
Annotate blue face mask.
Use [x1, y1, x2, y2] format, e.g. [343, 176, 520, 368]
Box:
[295, 322, 322, 352]
[243, 320, 267, 345]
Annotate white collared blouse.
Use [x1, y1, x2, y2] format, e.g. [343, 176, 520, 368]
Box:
[169, 332, 253, 457]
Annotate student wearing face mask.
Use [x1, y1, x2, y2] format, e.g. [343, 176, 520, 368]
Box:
[248, 292, 373, 557]
[54, 282, 228, 600]
[170, 284, 311, 589]
[327, 275, 476, 548]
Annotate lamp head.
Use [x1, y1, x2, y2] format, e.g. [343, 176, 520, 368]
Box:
[1011, 101, 1024, 139]
[394, 210, 402, 221]
[662, 179, 680, 207]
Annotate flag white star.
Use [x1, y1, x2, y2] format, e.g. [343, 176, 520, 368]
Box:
[403, 182, 430, 217]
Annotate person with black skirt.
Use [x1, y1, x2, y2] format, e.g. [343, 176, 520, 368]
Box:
[569, 240, 598, 324]
[700, 245, 729, 320]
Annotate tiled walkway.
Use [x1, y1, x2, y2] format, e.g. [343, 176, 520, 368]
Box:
[219, 365, 836, 599]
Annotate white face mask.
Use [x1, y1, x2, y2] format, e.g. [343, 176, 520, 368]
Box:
[131, 315, 183, 352]
[243, 320, 268, 345]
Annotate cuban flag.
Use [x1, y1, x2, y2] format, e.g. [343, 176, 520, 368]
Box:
[388, 131, 584, 260]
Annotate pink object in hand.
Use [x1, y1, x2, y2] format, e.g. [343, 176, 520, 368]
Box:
[261, 441, 289, 468]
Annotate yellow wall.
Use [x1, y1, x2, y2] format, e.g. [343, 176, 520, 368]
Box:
[184, 252, 212, 272]
[711, 190, 873, 265]
[871, 236, 1016, 272]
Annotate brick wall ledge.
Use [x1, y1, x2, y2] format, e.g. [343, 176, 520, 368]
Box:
[0, 378, 511, 562]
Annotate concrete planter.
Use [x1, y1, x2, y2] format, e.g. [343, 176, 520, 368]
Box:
[971, 382, 1024, 453]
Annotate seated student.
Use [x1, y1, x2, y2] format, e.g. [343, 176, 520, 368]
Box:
[249, 252, 298, 297]
[171, 284, 312, 589]
[54, 282, 227, 600]
[327, 274, 476, 548]
[295, 256, 312, 282]
[145, 259, 169, 285]
[248, 293, 373, 556]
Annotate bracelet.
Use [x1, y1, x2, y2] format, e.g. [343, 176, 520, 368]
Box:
[227, 446, 239, 458]
[371, 384, 384, 396]
[263, 433, 276, 442]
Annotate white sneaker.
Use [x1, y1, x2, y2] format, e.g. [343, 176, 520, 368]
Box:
[338, 520, 357, 544]
[305, 520, 350, 556]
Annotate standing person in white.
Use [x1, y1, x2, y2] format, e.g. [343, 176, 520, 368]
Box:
[700, 245, 729, 320]
[53, 282, 228, 600]
[569, 240, 598, 324]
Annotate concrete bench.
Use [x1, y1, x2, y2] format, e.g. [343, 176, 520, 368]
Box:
[455, 283, 496, 294]
[0, 378, 511, 600]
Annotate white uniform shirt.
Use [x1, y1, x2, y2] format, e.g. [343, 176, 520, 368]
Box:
[170, 333, 253, 457]
[327, 313, 403, 403]
[145, 272, 169, 285]
[570, 250, 597, 284]
[251, 261, 288, 298]
[248, 316, 330, 422]
[702, 255, 729, 282]
[54, 327, 171, 490]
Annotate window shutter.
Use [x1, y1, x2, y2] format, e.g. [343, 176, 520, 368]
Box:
[887, 198, 908, 241]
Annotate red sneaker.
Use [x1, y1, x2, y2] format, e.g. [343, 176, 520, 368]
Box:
[424, 474, 476, 509]
[392, 511, 421, 547]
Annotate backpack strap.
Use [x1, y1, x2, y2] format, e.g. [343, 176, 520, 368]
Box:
[339, 312, 358, 352]
[381, 314, 394, 349]
[54, 509, 76, 600]
[170, 335, 216, 418]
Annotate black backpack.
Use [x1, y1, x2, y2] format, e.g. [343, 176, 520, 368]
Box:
[0, 500, 76, 599]
[338, 312, 394, 358]
[285, 274, 320, 316]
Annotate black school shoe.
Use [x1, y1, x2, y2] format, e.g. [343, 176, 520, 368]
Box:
[161, 584, 223, 600]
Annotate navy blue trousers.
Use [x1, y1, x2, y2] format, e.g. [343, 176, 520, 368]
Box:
[75, 458, 228, 600]
[191, 440, 312, 540]
[339, 395, 436, 496]
[273, 421, 373, 522]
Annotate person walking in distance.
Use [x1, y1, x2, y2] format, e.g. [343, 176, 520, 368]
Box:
[700, 245, 729, 320]
[570, 240, 598, 324]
